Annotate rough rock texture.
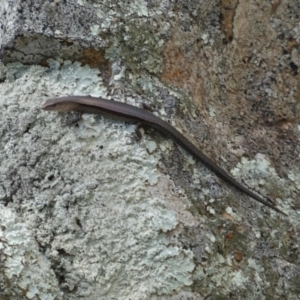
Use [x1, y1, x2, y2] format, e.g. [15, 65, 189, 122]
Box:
[0, 0, 299, 299]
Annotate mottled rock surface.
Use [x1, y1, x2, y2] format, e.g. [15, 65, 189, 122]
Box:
[0, 0, 299, 299]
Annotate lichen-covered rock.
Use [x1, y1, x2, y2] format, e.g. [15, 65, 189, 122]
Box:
[0, 0, 299, 299]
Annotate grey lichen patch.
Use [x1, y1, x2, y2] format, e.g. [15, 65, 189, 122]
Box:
[92, 0, 170, 75]
[0, 61, 195, 299]
[105, 21, 164, 75]
[0, 205, 62, 300]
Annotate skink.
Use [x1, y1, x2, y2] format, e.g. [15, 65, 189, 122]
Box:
[43, 96, 286, 215]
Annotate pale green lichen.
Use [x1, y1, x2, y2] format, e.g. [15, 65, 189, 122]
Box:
[231, 154, 296, 212]
[127, 0, 149, 17]
[231, 154, 280, 191]
[47, 59, 108, 97]
[195, 253, 249, 289]
[145, 140, 157, 154]
[90, 24, 100, 36]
